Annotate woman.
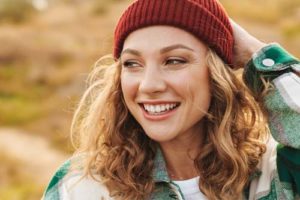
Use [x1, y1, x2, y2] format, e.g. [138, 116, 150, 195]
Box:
[43, 0, 300, 199]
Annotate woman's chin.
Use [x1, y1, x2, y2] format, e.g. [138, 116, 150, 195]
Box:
[144, 131, 178, 143]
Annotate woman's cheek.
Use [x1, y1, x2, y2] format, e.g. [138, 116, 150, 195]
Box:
[121, 74, 139, 102]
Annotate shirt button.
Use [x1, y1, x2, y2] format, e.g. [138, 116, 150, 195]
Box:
[262, 58, 275, 67]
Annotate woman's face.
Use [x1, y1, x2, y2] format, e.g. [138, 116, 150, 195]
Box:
[120, 26, 211, 143]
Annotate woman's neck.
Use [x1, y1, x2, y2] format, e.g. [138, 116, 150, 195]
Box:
[159, 127, 204, 180]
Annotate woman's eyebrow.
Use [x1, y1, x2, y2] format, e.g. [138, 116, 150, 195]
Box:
[121, 49, 141, 57]
[160, 44, 194, 53]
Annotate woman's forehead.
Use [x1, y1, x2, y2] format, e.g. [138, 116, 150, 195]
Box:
[122, 25, 207, 54]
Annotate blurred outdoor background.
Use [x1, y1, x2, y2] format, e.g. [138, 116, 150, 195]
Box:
[0, 0, 299, 199]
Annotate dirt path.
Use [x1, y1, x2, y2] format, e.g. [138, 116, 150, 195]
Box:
[0, 128, 69, 184]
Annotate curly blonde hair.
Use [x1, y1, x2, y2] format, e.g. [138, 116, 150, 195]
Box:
[71, 50, 267, 200]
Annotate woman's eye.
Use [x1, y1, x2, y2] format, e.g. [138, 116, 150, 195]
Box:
[122, 60, 141, 68]
[165, 58, 187, 65]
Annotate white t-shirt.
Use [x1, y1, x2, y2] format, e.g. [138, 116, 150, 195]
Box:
[173, 176, 208, 200]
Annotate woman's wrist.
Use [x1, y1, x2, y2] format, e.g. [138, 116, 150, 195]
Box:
[233, 41, 267, 68]
[230, 19, 267, 68]
[241, 41, 267, 66]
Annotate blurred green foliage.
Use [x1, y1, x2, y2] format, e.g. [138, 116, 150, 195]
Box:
[0, 93, 42, 125]
[0, 0, 35, 23]
[282, 22, 300, 39]
[0, 66, 47, 125]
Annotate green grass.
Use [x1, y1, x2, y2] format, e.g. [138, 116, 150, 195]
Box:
[0, 0, 35, 23]
[282, 22, 300, 38]
[0, 66, 16, 80]
[0, 93, 43, 125]
[0, 66, 50, 125]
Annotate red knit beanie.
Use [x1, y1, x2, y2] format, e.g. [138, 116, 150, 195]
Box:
[114, 0, 234, 65]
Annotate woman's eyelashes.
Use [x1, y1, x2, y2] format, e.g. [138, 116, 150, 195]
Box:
[121, 57, 189, 69]
[165, 58, 187, 66]
[122, 60, 142, 68]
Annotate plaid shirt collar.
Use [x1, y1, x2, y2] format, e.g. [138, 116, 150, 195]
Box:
[152, 147, 171, 183]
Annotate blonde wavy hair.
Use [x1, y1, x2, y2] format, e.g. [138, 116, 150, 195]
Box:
[71, 49, 267, 200]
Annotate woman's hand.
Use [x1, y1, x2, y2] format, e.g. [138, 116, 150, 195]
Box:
[230, 19, 267, 69]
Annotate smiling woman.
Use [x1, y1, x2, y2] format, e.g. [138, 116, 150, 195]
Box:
[42, 0, 300, 200]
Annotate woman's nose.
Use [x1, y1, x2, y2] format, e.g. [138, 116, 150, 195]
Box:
[138, 66, 167, 94]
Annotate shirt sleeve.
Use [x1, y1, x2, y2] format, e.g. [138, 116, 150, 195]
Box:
[57, 172, 112, 200]
[243, 43, 300, 148]
[243, 43, 300, 196]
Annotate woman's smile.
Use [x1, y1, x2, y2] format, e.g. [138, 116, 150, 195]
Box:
[139, 101, 181, 120]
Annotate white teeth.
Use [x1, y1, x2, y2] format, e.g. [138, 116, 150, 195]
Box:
[155, 105, 160, 113]
[150, 105, 155, 113]
[143, 103, 178, 114]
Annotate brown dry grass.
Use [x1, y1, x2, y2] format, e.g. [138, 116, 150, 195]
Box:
[0, 0, 130, 149]
[0, 153, 43, 200]
[0, 2, 129, 198]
